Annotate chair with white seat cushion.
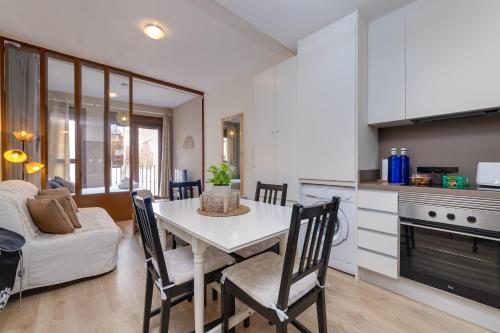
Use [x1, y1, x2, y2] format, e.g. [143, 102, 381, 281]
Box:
[221, 197, 340, 333]
[131, 192, 235, 333]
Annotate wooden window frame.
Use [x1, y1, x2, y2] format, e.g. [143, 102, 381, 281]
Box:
[0, 34, 205, 191]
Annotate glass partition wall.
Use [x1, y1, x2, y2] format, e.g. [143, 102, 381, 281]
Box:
[47, 55, 76, 191]
[1, 36, 204, 220]
[109, 72, 130, 192]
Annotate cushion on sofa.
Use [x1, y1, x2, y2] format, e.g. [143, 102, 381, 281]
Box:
[26, 198, 75, 234]
[0, 180, 40, 236]
[36, 193, 80, 228]
[39, 188, 78, 212]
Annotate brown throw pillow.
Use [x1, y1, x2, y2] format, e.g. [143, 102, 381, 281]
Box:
[39, 188, 79, 213]
[36, 193, 81, 228]
[26, 198, 75, 234]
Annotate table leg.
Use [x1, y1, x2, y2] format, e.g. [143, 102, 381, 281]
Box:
[279, 232, 288, 256]
[192, 238, 207, 333]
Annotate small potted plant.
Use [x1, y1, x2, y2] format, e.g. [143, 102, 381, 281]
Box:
[207, 163, 234, 193]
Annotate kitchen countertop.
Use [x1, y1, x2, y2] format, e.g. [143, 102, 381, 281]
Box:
[359, 180, 500, 199]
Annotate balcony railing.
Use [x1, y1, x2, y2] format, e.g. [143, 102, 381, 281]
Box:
[111, 164, 160, 195]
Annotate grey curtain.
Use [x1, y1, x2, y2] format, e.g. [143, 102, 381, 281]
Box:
[5, 45, 41, 185]
[159, 114, 172, 197]
[47, 96, 70, 180]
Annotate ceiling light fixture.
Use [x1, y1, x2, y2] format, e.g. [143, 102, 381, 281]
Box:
[109, 91, 118, 98]
[144, 24, 165, 40]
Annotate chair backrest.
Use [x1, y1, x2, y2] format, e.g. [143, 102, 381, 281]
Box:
[168, 180, 202, 200]
[135, 189, 155, 202]
[131, 191, 170, 284]
[254, 181, 288, 206]
[277, 196, 340, 310]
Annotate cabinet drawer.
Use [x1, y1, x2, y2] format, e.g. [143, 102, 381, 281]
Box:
[358, 248, 398, 279]
[358, 209, 398, 235]
[358, 229, 398, 257]
[358, 189, 398, 213]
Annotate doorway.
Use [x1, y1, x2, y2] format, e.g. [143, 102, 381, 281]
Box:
[131, 115, 163, 197]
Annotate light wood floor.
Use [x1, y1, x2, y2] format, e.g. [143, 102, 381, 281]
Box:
[0, 221, 490, 333]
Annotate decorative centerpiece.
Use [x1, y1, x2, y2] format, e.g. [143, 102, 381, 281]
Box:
[198, 163, 249, 216]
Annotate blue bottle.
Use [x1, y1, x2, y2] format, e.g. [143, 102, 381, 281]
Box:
[400, 148, 410, 185]
[388, 148, 401, 184]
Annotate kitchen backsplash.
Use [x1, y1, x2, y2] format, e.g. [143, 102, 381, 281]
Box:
[378, 113, 500, 179]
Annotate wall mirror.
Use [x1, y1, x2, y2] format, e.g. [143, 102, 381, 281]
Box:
[222, 113, 243, 193]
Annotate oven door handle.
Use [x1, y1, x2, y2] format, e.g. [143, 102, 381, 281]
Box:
[400, 221, 500, 242]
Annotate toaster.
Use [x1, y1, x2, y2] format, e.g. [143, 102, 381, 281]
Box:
[476, 162, 500, 191]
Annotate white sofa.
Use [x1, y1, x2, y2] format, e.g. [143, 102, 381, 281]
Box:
[0, 180, 121, 292]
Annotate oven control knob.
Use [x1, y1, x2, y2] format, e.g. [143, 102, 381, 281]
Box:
[467, 216, 477, 223]
[428, 211, 436, 218]
[447, 213, 456, 220]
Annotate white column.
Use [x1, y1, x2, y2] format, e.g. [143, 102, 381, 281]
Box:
[191, 237, 207, 333]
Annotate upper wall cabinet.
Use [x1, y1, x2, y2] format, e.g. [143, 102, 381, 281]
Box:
[405, 0, 500, 119]
[368, 8, 407, 126]
[297, 14, 357, 182]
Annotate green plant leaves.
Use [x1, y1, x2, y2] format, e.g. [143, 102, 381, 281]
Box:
[207, 163, 235, 186]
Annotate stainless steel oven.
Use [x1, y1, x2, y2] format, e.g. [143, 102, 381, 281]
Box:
[399, 192, 500, 309]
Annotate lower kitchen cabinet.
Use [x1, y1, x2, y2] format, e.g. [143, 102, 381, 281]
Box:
[357, 189, 399, 278]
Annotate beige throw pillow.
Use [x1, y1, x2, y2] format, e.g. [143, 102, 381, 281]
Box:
[36, 193, 81, 228]
[27, 199, 75, 234]
[39, 188, 79, 213]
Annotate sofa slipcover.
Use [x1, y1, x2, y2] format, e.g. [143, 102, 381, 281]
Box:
[0, 180, 121, 292]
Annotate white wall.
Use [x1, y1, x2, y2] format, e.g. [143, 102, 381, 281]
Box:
[204, 48, 292, 197]
[172, 96, 203, 182]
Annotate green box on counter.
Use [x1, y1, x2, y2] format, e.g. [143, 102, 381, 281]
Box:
[442, 175, 470, 189]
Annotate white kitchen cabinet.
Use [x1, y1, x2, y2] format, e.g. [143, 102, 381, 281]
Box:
[357, 189, 399, 279]
[368, 8, 407, 126]
[275, 57, 298, 202]
[297, 13, 357, 183]
[254, 57, 299, 202]
[254, 67, 276, 185]
[405, 0, 500, 119]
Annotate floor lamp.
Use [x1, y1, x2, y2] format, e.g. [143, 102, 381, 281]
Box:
[3, 131, 44, 180]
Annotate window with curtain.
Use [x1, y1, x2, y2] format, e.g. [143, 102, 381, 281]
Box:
[4, 43, 41, 186]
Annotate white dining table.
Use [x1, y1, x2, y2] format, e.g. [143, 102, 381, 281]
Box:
[152, 197, 293, 333]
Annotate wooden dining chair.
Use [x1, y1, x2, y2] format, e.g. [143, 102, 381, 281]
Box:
[221, 197, 340, 333]
[168, 180, 202, 201]
[131, 192, 235, 333]
[230, 181, 288, 262]
[168, 180, 203, 249]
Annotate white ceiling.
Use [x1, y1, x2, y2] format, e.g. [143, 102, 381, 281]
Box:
[47, 58, 196, 108]
[0, 0, 292, 93]
[215, 0, 416, 51]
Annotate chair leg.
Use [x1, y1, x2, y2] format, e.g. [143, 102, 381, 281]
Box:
[276, 322, 288, 333]
[160, 297, 171, 333]
[143, 271, 154, 333]
[172, 235, 177, 249]
[316, 290, 327, 333]
[221, 283, 235, 333]
[212, 288, 218, 301]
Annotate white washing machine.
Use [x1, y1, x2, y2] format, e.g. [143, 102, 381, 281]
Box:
[300, 184, 357, 275]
